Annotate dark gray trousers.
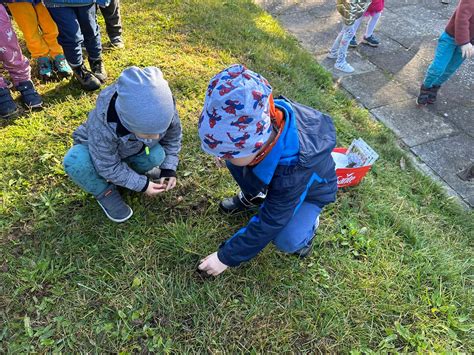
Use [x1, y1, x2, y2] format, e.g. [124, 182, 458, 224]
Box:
[99, 0, 122, 41]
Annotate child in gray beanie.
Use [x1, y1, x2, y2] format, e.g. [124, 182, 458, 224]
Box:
[63, 66, 182, 223]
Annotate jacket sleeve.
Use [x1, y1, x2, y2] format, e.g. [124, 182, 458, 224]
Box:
[454, 0, 473, 46]
[217, 174, 309, 267]
[159, 109, 182, 172]
[88, 120, 148, 192]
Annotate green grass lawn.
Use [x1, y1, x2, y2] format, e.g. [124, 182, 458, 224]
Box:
[1, 0, 473, 352]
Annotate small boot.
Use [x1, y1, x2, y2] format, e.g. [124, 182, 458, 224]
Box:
[53, 54, 73, 79]
[417, 85, 438, 105]
[37, 56, 53, 82]
[96, 185, 133, 223]
[428, 85, 441, 104]
[16, 80, 42, 109]
[219, 190, 267, 214]
[72, 64, 101, 91]
[0, 87, 18, 119]
[88, 58, 107, 83]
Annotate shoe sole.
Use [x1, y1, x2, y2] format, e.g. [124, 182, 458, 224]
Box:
[362, 41, 379, 47]
[97, 200, 133, 223]
[334, 66, 355, 73]
[0, 108, 19, 119]
[349, 44, 358, 48]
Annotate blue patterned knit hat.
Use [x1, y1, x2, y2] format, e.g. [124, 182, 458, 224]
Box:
[198, 64, 273, 159]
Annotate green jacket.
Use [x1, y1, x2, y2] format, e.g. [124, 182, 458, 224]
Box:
[337, 0, 372, 25]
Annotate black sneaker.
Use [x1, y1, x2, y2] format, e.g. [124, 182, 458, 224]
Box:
[219, 190, 266, 214]
[72, 64, 101, 91]
[0, 87, 18, 119]
[16, 80, 42, 109]
[416, 84, 438, 105]
[363, 35, 380, 47]
[109, 37, 125, 49]
[349, 36, 358, 48]
[88, 58, 107, 83]
[96, 185, 133, 223]
[293, 216, 320, 258]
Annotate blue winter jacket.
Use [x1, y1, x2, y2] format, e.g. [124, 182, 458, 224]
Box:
[217, 97, 338, 267]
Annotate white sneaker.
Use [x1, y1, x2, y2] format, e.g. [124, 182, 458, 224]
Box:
[334, 62, 355, 73]
[327, 52, 338, 59]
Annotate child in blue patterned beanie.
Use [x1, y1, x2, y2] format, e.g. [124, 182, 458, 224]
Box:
[197, 64, 338, 276]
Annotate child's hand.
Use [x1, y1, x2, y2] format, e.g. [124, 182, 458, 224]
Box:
[145, 181, 167, 196]
[159, 177, 177, 191]
[461, 43, 474, 59]
[198, 252, 228, 276]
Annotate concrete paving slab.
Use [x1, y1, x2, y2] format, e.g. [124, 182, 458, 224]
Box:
[354, 32, 405, 56]
[436, 106, 474, 138]
[411, 134, 474, 207]
[317, 52, 378, 78]
[255, 0, 331, 15]
[341, 70, 414, 109]
[385, 0, 457, 13]
[370, 101, 458, 147]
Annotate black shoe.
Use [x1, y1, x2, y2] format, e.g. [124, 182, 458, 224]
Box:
[293, 240, 313, 258]
[96, 185, 133, 223]
[88, 58, 107, 83]
[16, 80, 42, 109]
[349, 36, 358, 48]
[0, 87, 18, 119]
[72, 64, 101, 91]
[219, 190, 266, 214]
[109, 36, 125, 49]
[416, 85, 439, 105]
[428, 85, 441, 104]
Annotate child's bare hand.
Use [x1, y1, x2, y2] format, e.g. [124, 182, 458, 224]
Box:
[198, 252, 228, 276]
[159, 177, 177, 191]
[145, 181, 166, 196]
[461, 43, 474, 59]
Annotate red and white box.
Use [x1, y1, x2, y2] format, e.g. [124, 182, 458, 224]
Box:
[332, 138, 379, 188]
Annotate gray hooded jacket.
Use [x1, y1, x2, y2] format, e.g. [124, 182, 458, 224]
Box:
[72, 84, 182, 192]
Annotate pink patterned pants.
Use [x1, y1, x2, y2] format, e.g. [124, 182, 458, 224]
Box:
[0, 5, 30, 88]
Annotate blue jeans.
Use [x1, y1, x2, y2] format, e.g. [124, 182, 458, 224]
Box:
[226, 162, 322, 253]
[48, 4, 102, 67]
[423, 32, 465, 88]
[63, 144, 165, 196]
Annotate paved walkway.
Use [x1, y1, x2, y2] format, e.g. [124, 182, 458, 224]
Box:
[256, 0, 473, 208]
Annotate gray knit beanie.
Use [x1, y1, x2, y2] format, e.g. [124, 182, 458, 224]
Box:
[115, 66, 174, 135]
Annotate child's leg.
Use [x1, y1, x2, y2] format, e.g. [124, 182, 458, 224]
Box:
[431, 38, 465, 87]
[273, 202, 322, 253]
[34, 2, 63, 58]
[99, 0, 123, 42]
[0, 6, 31, 86]
[329, 25, 345, 56]
[336, 23, 357, 66]
[75, 4, 102, 61]
[365, 11, 382, 38]
[124, 144, 166, 174]
[7, 2, 49, 58]
[48, 7, 84, 67]
[423, 32, 459, 88]
[63, 144, 110, 196]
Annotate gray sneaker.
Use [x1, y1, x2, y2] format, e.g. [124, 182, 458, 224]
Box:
[96, 185, 133, 223]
